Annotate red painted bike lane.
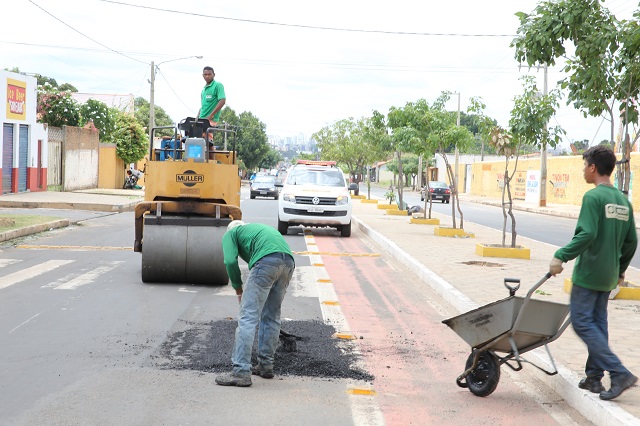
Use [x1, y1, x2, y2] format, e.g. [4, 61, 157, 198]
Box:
[313, 233, 583, 426]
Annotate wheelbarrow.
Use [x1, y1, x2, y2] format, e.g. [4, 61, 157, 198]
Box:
[442, 272, 572, 397]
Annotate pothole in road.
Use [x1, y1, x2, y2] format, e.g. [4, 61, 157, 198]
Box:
[151, 319, 374, 381]
[460, 260, 505, 267]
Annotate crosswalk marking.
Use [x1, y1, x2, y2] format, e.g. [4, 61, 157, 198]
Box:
[53, 261, 123, 290]
[0, 259, 20, 268]
[0, 260, 74, 290]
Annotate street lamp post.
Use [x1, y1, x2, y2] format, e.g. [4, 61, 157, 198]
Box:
[149, 56, 202, 136]
[452, 91, 461, 193]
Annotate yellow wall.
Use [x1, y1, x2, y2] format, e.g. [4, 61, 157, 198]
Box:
[98, 144, 126, 189]
[470, 152, 640, 210]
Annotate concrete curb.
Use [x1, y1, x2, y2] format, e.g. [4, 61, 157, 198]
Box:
[352, 214, 639, 426]
[0, 219, 69, 243]
[0, 201, 138, 213]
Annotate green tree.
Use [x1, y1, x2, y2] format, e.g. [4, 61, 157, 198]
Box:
[112, 110, 148, 164]
[312, 116, 389, 198]
[134, 97, 175, 135]
[258, 147, 283, 170]
[79, 99, 115, 142]
[234, 111, 270, 171]
[37, 83, 81, 127]
[512, 1, 640, 193]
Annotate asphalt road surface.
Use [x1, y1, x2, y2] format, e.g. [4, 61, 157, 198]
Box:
[0, 188, 590, 425]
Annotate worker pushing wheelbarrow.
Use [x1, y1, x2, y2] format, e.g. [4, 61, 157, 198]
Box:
[442, 273, 572, 397]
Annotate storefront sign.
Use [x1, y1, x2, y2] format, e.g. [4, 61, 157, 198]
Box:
[6, 78, 27, 120]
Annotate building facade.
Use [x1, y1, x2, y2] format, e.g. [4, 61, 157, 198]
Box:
[1, 70, 47, 194]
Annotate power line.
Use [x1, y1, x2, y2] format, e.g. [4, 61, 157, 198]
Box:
[96, 0, 517, 37]
[27, 0, 147, 65]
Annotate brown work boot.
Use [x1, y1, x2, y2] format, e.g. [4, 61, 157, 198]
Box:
[215, 372, 252, 387]
[578, 377, 605, 393]
[251, 365, 274, 379]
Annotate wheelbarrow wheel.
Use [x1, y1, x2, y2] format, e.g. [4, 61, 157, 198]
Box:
[465, 351, 500, 397]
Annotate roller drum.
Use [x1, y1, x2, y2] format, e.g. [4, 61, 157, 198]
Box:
[141, 216, 229, 285]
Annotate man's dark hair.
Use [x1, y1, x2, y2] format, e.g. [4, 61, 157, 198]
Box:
[203, 66, 214, 73]
[583, 145, 616, 176]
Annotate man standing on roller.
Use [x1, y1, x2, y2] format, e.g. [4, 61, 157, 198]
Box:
[197, 66, 226, 126]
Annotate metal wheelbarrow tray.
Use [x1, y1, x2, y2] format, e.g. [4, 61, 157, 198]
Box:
[442, 273, 572, 397]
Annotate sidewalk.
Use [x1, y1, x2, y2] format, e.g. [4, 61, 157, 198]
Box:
[0, 189, 638, 425]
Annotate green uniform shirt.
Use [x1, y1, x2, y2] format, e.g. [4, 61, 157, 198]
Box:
[199, 80, 226, 122]
[554, 185, 637, 291]
[222, 223, 294, 290]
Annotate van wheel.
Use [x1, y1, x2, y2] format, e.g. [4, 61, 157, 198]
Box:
[340, 222, 352, 238]
[277, 219, 288, 235]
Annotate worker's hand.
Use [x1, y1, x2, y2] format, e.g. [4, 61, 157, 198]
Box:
[235, 287, 243, 304]
[549, 257, 564, 276]
[618, 273, 625, 286]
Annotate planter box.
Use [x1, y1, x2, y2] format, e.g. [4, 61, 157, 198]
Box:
[434, 227, 474, 238]
[377, 204, 399, 210]
[360, 199, 378, 204]
[564, 278, 640, 300]
[386, 209, 408, 216]
[475, 243, 530, 260]
[410, 217, 440, 225]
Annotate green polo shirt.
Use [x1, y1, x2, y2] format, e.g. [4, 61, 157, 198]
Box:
[222, 223, 294, 290]
[554, 185, 637, 291]
[199, 80, 226, 122]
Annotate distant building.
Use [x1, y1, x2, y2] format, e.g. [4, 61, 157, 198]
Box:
[0, 70, 48, 194]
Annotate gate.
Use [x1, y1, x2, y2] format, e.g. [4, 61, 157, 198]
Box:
[2, 123, 13, 194]
[18, 124, 28, 192]
[47, 127, 63, 189]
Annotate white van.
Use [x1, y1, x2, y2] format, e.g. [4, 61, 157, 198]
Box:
[276, 160, 357, 237]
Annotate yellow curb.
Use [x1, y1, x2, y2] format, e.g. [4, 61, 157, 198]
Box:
[360, 199, 378, 204]
[377, 204, 398, 210]
[434, 227, 475, 238]
[317, 279, 333, 283]
[475, 244, 531, 260]
[386, 209, 408, 216]
[312, 263, 325, 267]
[410, 217, 440, 225]
[564, 278, 640, 300]
[351, 195, 366, 199]
[322, 301, 340, 306]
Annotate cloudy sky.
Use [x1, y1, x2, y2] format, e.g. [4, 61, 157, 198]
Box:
[3, 0, 638, 146]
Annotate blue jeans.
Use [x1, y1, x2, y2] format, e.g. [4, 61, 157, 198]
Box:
[232, 252, 294, 376]
[570, 284, 630, 380]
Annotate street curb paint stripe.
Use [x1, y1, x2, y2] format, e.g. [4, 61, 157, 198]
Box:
[347, 388, 377, 396]
[17, 245, 132, 251]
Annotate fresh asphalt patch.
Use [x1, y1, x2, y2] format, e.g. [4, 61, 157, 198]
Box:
[150, 319, 374, 381]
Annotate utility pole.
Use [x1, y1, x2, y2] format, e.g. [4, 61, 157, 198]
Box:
[149, 56, 202, 138]
[540, 65, 548, 207]
[454, 92, 461, 193]
[149, 61, 155, 137]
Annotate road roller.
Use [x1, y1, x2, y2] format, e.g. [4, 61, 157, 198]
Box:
[133, 118, 242, 285]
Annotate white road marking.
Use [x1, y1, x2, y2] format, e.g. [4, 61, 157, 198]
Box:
[54, 261, 123, 290]
[8, 313, 40, 334]
[0, 259, 20, 268]
[0, 260, 74, 290]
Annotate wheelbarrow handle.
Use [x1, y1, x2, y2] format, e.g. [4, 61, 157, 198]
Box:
[503, 278, 521, 296]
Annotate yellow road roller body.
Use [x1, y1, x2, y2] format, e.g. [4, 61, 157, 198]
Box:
[134, 118, 242, 285]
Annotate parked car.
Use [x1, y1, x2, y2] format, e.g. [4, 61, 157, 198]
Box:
[250, 176, 279, 199]
[421, 181, 451, 203]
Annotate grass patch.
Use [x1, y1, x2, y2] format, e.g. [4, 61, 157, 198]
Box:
[0, 214, 63, 232]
